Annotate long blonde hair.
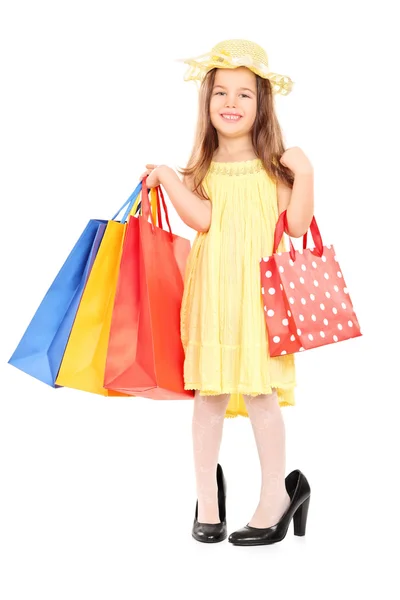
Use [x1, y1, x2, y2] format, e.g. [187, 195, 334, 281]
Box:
[178, 68, 295, 200]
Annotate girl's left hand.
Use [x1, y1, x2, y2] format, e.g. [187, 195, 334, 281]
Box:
[279, 147, 313, 174]
[140, 164, 164, 188]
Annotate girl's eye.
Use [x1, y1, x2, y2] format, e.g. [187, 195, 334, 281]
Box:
[215, 92, 250, 98]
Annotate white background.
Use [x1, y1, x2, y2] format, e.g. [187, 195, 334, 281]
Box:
[1, 1, 399, 598]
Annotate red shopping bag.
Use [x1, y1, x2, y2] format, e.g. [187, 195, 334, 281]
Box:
[260, 210, 362, 356]
[104, 181, 194, 399]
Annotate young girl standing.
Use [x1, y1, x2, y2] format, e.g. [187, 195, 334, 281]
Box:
[141, 39, 312, 546]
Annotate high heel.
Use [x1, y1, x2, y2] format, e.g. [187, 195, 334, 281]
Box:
[228, 469, 310, 546]
[192, 463, 227, 543]
[293, 494, 310, 536]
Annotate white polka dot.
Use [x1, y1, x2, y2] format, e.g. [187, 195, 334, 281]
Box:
[267, 309, 275, 317]
[290, 334, 296, 341]
[344, 287, 349, 294]
[289, 282, 295, 289]
[313, 280, 319, 287]
[281, 350, 287, 355]
[308, 334, 314, 341]
[312, 261, 317, 268]
[333, 285, 339, 292]
[333, 335, 338, 342]
[280, 283, 283, 290]
[324, 273, 329, 280]
[325, 291, 331, 298]
[311, 314, 316, 321]
[301, 298, 306, 305]
[310, 294, 315, 301]
[299, 347, 305, 352]
[287, 310, 292, 317]
[289, 297, 295, 304]
[348, 320, 353, 327]
[321, 255, 327, 262]
[341, 302, 347, 309]
[332, 307, 338, 314]
[299, 314, 305, 321]
[263, 256, 270, 262]
[279, 266, 285, 273]
[337, 271, 342, 278]
[299, 277, 305, 284]
[297, 328, 302, 335]
[261, 287, 265, 294]
[282, 318, 289, 326]
[337, 324, 343, 330]
[266, 271, 272, 278]
[277, 252, 282, 256]
[268, 287, 275, 295]
[273, 336, 280, 343]
[289, 259, 294, 266]
[301, 264, 307, 271]
[320, 303, 325, 310]
[323, 318, 329, 326]
[320, 331, 325, 338]
[264, 306, 267, 311]
[334, 255, 338, 262]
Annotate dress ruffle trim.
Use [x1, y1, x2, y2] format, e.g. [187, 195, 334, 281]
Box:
[185, 383, 296, 419]
[209, 158, 264, 176]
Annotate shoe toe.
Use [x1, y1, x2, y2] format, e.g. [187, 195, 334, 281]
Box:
[192, 522, 227, 543]
[228, 526, 252, 544]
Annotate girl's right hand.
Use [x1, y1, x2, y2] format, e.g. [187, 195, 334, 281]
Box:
[140, 164, 165, 188]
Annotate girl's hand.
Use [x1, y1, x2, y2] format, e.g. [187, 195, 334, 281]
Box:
[140, 163, 165, 188]
[279, 147, 313, 175]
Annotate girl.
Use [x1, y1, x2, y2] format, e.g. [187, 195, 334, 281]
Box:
[141, 39, 312, 546]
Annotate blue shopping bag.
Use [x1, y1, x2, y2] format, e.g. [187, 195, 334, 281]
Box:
[8, 183, 143, 386]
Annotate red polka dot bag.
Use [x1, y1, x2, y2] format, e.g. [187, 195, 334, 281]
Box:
[260, 210, 362, 357]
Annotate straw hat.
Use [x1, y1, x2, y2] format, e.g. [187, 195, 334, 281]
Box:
[178, 39, 294, 96]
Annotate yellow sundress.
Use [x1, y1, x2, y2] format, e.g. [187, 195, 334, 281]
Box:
[180, 158, 296, 418]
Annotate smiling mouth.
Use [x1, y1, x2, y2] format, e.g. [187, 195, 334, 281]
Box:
[220, 114, 242, 121]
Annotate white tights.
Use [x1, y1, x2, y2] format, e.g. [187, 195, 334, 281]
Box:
[192, 389, 291, 527]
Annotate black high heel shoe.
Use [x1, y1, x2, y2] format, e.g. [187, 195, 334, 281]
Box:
[192, 463, 227, 543]
[228, 469, 310, 546]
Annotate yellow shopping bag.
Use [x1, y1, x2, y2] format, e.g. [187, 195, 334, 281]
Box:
[55, 183, 158, 395]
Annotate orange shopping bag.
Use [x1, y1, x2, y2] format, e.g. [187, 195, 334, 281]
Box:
[104, 181, 193, 399]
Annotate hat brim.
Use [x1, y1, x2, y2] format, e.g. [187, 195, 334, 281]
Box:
[178, 54, 294, 95]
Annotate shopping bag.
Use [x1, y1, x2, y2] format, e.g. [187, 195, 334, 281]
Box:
[104, 181, 194, 399]
[260, 210, 362, 356]
[55, 183, 146, 395]
[8, 219, 107, 386]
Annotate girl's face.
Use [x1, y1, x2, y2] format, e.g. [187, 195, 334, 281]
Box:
[209, 67, 257, 139]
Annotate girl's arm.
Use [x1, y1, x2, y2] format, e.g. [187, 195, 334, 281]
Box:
[277, 171, 314, 238]
[277, 147, 314, 238]
[158, 166, 212, 233]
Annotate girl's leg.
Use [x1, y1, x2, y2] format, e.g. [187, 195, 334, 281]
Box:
[243, 389, 291, 528]
[192, 391, 231, 523]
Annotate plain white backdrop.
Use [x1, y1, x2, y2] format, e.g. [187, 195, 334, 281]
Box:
[1, 1, 399, 598]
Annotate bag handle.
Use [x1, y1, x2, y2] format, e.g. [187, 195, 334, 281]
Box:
[130, 186, 159, 224]
[151, 188, 162, 229]
[112, 182, 142, 222]
[141, 177, 173, 237]
[273, 210, 324, 261]
[156, 185, 172, 235]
